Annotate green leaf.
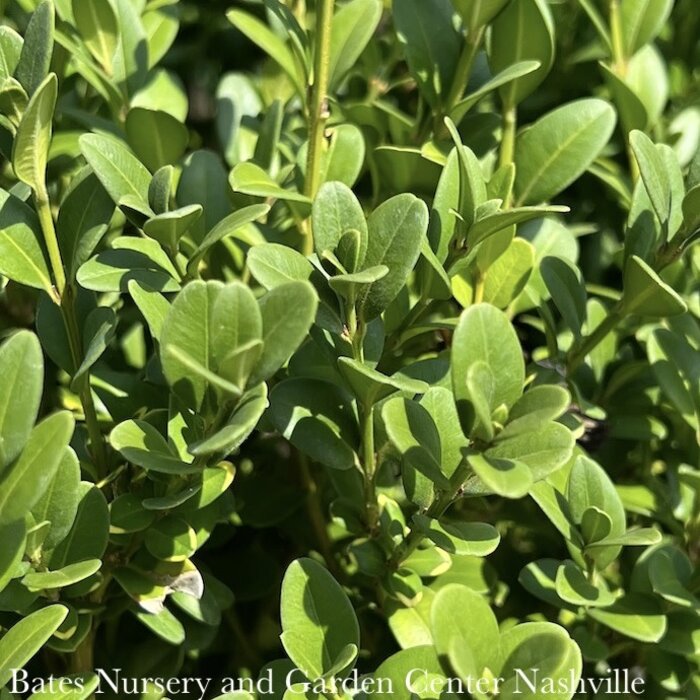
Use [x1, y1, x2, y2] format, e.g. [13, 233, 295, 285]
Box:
[0, 520, 26, 595]
[250, 282, 318, 385]
[431, 584, 499, 679]
[12, 72, 56, 192]
[160, 281, 262, 408]
[586, 527, 662, 548]
[230, 161, 310, 204]
[488, 422, 574, 481]
[30, 447, 80, 550]
[0, 605, 68, 690]
[622, 255, 687, 317]
[0, 27, 23, 83]
[188, 384, 268, 457]
[498, 622, 582, 700]
[280, 558, 360, 681]
[468, 206, 568, 248]
[189, 204, 270, 274]
[268, 378, 358, 471]
[416, 515, 500, 556]
[80, 133, 152, 208]
[372, 646, 443, 700]
[110, 420, 196, 474]
[128, 280, 171, 342]
[506, 385, 571, 431]
[588, 593, 667, 642]
[629, 130, 671, 227]
[450, 61, 541, 124]
[111, 0, 147, 96]
[467, 453, 533, 498]
[0, 189, 52, 292]
[56, 169, 114, 279]
[490, 0, 554, 108]
[145, 517, 197, 562]
[383, 396, 450, 496]
[541, 256, 588, 338]
[481, 237, 535, 309]
[50, 483, 109, 569]
[226, 9, 304, 96]
[71, 306, 117, 392]
[143, 204, 203, 253]
[312, 182, 367, 267]
[620, 0, 673, 56]
[0, 330, 43, 469]
[393, 0, 460, 109]
[247, 243, 314, 290]
[358, 193, 428, 320]
[23, 560, 102, 592]
[15, 0, 55, 96]
[72, 0, 118, 73]
[566, 455, 625, 568]
[77, 237, 181, 293]
[177, 150, 231, 243]
[134, 607, 185, 645]
[109, 493, 157, 534]
[125, 107, 189, 172]
[514, 99, 616, 205]
[451, 303, 524, 435]
[329, 0, 382, 89]
[342, 361, 428, 407]
[0, 412, 74, 526]
[554, 561, 616, 607]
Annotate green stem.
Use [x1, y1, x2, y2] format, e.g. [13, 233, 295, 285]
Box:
[391, 460, 471, 567]
[567, 304, 624, 374]
[36, 191, 108, 479]
[445, 26, 485, 116]
[499, 105, 517, 171]
[36, 188, 66, 299]
[609, 0, 627, 76]
[361, 402, 379, 533]
[303, 0, 334, 254]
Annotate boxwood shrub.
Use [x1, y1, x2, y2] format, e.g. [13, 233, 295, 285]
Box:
[0, 0, 699, 698]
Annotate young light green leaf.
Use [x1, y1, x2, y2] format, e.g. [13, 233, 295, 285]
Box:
[72, 0, 119, 73]
[12, 72, 56, 192]
[110, 420, 196, 474]
[80, 133, 152, 207]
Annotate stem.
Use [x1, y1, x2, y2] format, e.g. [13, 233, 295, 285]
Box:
[299, 454, 339, 576]
[62, 289, 108, 479]
[499, 105, 517, 171]
[567, 304, 624, 374]
[303, 0, 334, 254]
[609, 0, 627, 76]
[473, 272, 485, 304]
[361, 402, 379, 533]
[445, 26, 485, 116]
[36, 190, 108, 479]
[391, 460, 471, 567]
[36, 188, 66, 299]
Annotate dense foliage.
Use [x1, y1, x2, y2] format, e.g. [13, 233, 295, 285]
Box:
[0, 0, 699, 698]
